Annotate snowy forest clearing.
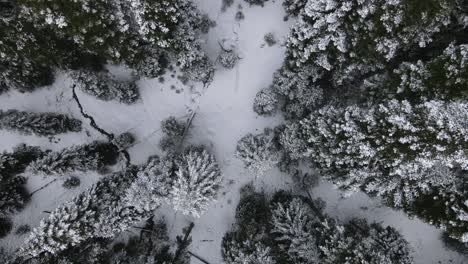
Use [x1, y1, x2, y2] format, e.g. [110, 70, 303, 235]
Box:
[0, 0, 467, 263]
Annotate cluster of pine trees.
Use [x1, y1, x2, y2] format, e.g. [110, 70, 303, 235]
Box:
[222, 185, 413, 263]
[242, 0, 468, 245]
[1, 0, 213, 102]
[17, 144, 221, 260]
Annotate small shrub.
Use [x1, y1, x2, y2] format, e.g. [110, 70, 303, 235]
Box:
[218, 50, 238, 69]
[264, 33, 277, 47]
[235, 11, 245, 21]
[62, 176, 81, 189]
[253, 88, 278, 116]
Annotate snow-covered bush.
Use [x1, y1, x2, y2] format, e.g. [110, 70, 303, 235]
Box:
[0, 109, 82, 136]
[70, 70, 139, 104]
[218, 50, 238, 69]
[28, 141, 119, 176]
[171, 147, 222, 217]
[236, 131, 281, 176]
[264, 32, 277, 47]
[253, 87, 278, 116]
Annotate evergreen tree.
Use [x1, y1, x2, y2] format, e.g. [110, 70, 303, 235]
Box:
[28, 141, 119, 176]
[1, 0, 213, 92]
[159, 116, 186, 151]
[70, 70, 139, 104]
[21, 168, 141, 257]
[171, 147, 222, 217]
[124, 155, 176, 213]
[271, 64, 323, 119]
[0, 144, 44, 216]
[361, 43, 468, 103]
[253, 88, 278, 116]
[0, 110, 82, 136]
[218, 50, 238, 69]
[236, 131, 281, 176]
[222, 188, 413, 264]
[280, 99, 468, 242]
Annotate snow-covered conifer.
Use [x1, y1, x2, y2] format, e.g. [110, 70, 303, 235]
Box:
[171, 147, 222, 217]
[124, 156, 175, 213]
[21, 168, 140, 257]
[271, 64, 323, 119]
[70, 70, 139, 104]
[270, 198, 320, 263]
[236, 131, 280, 176]
[0, 110, 82, 136]
[159, 116, 186, 151]
[218, 50, 238, 69]
[28, 141, 119, 176]
[0, 144, 44, 215]
[281, 99, 468, 242]
[253, 87, 278, 116]
[283, 0, 307, 17]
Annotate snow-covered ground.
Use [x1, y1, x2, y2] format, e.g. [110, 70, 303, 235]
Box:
[0, 0, 466, 263]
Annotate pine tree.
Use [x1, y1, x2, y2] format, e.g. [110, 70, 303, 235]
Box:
[124, 155, 175, 213]
[362, 43, 468, 103]
[21, 168, 141, 257]
[28, 141, 119, 176]
[280, 99, 468, 242]
[218, 50, 238, 69]
[271, 64, 323, 119]
[282, 0, 307, 17]
[236, 131, 281, 176]
[159, 116, 186, 151]
[1, 0, 213, 92]
[170, 147, 222, 217]
[253, 88, 278, 116]
[223, 188, 413, 264]
[0, 144, 44, 216]
[270, 198, 320, 263]
[70, 70, 139, 104]
[0, 110, 82, 136]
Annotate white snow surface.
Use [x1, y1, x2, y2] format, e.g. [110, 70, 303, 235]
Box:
[0, 0, 466, 263]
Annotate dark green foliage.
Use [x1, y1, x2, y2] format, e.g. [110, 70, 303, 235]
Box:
[0, 217, 13, 238]
[0, 110, 82, 136]
[29, 141, 119, 176]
